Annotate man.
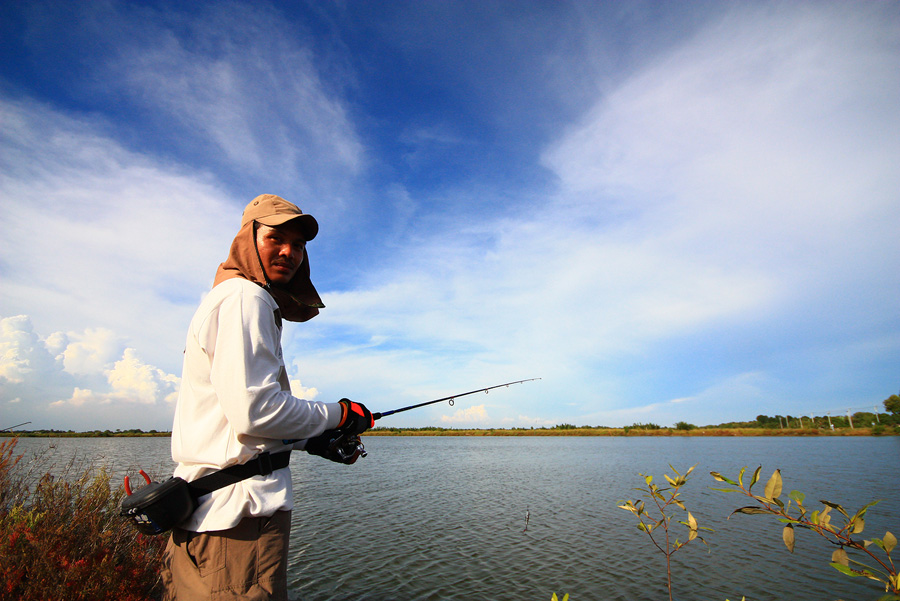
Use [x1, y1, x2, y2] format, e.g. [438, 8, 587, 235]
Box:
[162, 194, 373, 601]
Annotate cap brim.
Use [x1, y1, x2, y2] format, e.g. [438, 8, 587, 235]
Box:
[255, 213, 319, 241]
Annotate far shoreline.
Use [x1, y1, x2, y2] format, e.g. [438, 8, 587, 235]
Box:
[2, 427, 896, 438]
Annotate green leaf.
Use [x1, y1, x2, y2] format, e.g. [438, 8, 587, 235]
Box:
[884, 531, 896, 554]
[820, 500, 849, 518]
[851, 518, 865, 534]
[831, 562, 864, 578]
[850, 500, 881, 526]
[738, 466, 746, 487]
[832, 548, 849, 566]
[685, 464, 697, 477]
[764, 469, 782, 500]
[783, 523, 795, 553]
[688, 512, 698, 530]
[830, 563, 882, 583]
[788, 490, 805, 505]
[730, 506, 772, 516]
[664, 474, 678, 487]
[710, 471, 739, 486]
[710, 487, 741, 493]
[749, 466, 762, 490]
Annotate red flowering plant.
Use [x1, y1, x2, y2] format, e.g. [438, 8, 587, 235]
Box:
[0, 438, 165, 601]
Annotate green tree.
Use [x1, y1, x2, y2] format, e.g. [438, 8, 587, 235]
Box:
[884, 394, 900, 415]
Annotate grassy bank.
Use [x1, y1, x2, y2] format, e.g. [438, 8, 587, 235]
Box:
[366, 426, 897, 436]
[3, 426, 897, 437]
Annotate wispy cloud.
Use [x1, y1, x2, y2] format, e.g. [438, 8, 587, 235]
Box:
[105, 3, 365, 195]
[0, 96, 237, 371]
[291, 2, 900, 424]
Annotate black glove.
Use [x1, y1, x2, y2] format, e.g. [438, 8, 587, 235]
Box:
[337, 398, 374, 435]
[305, 430, 365, 465]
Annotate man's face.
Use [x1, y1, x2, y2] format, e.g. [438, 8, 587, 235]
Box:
[255, 222, 306, 285]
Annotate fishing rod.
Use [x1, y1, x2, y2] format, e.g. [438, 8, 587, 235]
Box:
[372, 378, 541, 420]
[329, 378, 541, 462]
[0, 421, 31, 433]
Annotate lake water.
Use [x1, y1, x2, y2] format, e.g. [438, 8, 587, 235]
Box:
[9, 435, 900, 601]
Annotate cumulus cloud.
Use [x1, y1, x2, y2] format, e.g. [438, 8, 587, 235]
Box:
[440, 404, 490, 424]
[60, 328, 119, 376]
[1, 315, 178, 430]
[0, 315, 59, 384]
[52, 348, 179, 407]
[289, 379, 319, 402]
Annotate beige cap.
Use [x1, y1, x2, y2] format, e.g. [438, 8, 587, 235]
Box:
[241, 194, 318, 241]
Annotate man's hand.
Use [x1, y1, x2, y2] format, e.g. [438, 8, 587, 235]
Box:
[337, 398, 374, 435]
[305, 430, 363, 464]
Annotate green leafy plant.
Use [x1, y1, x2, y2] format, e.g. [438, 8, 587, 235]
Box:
[618, 464, 712, 601]
[711, 466, 899, 599]
[550, 594, 569, 601]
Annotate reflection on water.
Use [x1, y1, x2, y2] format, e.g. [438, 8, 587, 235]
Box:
[11, 435, 900, 600]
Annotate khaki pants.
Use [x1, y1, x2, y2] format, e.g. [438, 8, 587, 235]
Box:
[161, 510, 291, 601]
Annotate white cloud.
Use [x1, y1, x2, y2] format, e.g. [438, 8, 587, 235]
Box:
[0, 315, 59, 384]
[1, 315, 178, 429]
[289, 379, 319, 401]
[61, 328, 119, 376]
[542, 3, 900, 296]
[0, 95, 236, 374]
[105, 348, 180, 405]
[105, 2, 364, 196]
[2, 2, 897, 432]
[287, 3, 900, 426]
[440, 404, 490, 424]
[501, 414, 555, 427]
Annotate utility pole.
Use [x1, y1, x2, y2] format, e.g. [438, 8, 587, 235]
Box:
[798, 416, 804, 428]
[778, 415, 784, 429]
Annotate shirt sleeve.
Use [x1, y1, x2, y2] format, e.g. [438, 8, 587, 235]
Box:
[205, 285, 341, 440]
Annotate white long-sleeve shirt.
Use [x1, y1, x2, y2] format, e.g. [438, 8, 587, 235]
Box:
[171, 277, 341, 531]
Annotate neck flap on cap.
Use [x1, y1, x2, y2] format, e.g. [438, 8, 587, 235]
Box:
[212, 220, 324, 322]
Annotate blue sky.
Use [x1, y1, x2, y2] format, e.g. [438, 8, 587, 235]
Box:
[1, 1, 898, 432]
